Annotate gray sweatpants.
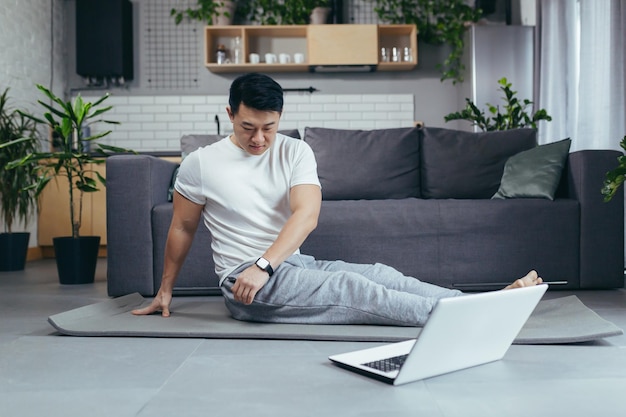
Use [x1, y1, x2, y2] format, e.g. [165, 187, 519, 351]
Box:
[221, 254, 462, 326]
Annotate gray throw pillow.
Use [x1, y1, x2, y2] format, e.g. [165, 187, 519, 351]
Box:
[278, 129, 301, 140]
[303, 127, 420, 200]
[492, 138, 571, 200]
[420, 127, 537, 199]
[180, 134, 223, 159]
[180, 130, 301, 159]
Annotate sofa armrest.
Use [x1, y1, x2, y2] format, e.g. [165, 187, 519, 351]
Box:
[566, 150, 624, 288]
[106, 155, 179, 296]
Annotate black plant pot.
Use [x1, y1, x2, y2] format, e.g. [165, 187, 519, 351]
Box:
[53, 236, 101, 285]
[0, 232, 30, 271]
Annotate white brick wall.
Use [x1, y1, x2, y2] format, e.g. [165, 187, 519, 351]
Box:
[87, 93, 414, 152]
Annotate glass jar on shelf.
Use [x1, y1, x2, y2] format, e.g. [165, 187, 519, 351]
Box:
[231, 36, 242, 64]
[216, 44, 226, 64]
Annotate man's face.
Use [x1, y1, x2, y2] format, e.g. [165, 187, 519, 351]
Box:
[227, 103, 281, 156]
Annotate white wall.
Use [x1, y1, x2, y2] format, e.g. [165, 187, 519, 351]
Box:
[0, 0, 68, 245]
[0, 0, 67, 113]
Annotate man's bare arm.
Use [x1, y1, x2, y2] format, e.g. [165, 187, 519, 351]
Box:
[264, 183, 322, 267]
[132, 191, 204, 316]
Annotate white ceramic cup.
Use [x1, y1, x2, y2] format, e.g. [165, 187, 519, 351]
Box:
[264, 53, 277, 64]
[294, 53, 305, 64]
[249, 53, 260, 64]
[279, 53, 291, 64]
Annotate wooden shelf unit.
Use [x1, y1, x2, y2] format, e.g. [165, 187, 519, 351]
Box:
[204, 24, 417, 73]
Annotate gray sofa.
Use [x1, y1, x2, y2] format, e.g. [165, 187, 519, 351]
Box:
[106, 126, 624, 297]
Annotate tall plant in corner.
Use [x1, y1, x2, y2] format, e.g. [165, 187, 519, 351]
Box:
[7, 84, 135, 284]
[444, 78, 552, 131]
[0, 88, 41, 271]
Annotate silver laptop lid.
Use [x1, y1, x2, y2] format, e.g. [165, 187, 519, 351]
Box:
[394, 284, 547, 385]
[329, 284, 547, 385]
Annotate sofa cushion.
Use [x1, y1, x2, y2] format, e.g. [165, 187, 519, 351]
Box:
[181, 130, 301, 159]
[301, 198, 580, 290]
[303, 127, 420, 200]
[420, 127, 537, 199]
[493, 138, 571, 200]
[152, 203, 219, 291]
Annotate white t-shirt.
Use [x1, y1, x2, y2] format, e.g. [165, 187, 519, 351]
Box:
[175, 134, 321, 284]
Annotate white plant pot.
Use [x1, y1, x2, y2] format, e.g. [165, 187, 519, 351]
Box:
[215, 0, 235, 26]
[310, 7, 331, 25]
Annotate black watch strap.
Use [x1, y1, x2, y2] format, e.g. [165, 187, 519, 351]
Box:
[255, 257, 274, 276]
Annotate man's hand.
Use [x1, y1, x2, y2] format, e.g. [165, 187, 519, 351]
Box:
[231, 265, 270, 305]
[131, 290, 173, 317]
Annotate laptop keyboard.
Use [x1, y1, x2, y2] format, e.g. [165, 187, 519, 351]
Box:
[362, 354, 408, 373]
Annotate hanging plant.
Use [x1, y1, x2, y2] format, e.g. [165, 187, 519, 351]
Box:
[372, 0, 482, 84]
[444, 77, 552, 131]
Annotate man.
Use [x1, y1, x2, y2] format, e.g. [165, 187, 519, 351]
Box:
[133, 73, 542, 326]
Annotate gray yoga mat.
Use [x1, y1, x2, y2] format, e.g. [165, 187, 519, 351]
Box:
[48, 293, 623, 344]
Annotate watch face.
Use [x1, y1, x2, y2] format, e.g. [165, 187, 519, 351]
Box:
[256, 257, 270, 269]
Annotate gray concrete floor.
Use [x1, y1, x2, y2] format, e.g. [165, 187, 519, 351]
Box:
[1, 258, 626, 417]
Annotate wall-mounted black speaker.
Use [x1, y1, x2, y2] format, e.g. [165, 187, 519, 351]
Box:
[76, 0, 133, 80]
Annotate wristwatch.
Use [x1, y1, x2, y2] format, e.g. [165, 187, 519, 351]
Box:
[255, 257, 274, 276]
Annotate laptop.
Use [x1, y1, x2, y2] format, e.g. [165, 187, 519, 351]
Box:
[329, 284, 548, 386]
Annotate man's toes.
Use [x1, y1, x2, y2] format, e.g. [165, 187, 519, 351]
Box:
[503, 271, 542, 290]
[523, 270, 538, 282]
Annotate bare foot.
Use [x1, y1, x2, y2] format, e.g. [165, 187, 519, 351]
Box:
[503, 270, 543, 290]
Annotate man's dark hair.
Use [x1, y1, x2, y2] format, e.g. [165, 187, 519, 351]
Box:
[229, 73, 284, 115]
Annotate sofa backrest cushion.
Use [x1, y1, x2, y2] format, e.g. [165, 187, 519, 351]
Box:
[180, 129, 301, 158]
[304, 126, 420, 200]
[420, 127, 537, 199]
[181, 134, 222, 159]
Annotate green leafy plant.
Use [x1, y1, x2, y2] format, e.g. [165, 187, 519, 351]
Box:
[0, 88, 41, 233]
[238, 0, 329, 25]
[444, 77, 552, 131]
[602, 136, 626, 202]
[171, 0, 236, 25]
[372, 0, 482, 83]
[7, 84, 135, 238]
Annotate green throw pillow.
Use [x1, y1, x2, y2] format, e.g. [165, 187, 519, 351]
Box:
[492, 138, 572, 200]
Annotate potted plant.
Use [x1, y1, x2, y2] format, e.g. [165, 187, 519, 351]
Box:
[309, 1, 332, 24]
[444, 77, 552, 131]
[372, 0, 482, 84]
[0, 88, 41, 271]
[239, 0, 329, 25]
[171, 0, 237, 26]
[7, 84, 134, 284]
